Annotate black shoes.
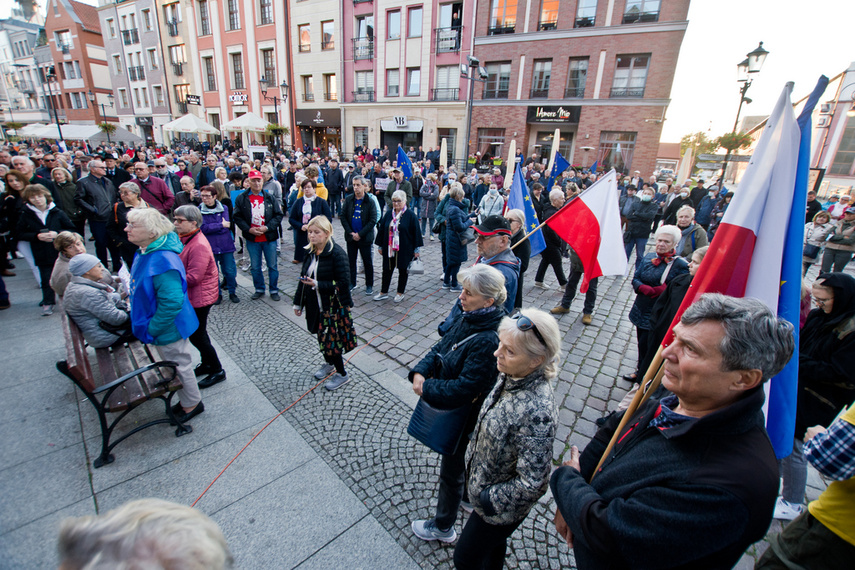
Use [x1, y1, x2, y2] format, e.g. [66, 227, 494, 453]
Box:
[229, 293, 240, 303]
[171, 401, 205, 424]
[270, 293, 280, 302]
[198, 369, 226, 389]
[194, 363, 214, 377]
[251, 292, 264, 300]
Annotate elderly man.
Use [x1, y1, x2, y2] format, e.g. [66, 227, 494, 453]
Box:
[75, 159, 122, 270]
[674, 205, 709, 258]
[472, 215, 520, 314]
[551, 294, 794, 570]
[233, 170, 283, 300]
[187, 152, 203, 179]
[154, 159, 181, 196]
[384, 167, 412, 210]
[11, 155, 59, 206]
[104, 154, 132, 187]
[196, 154, 219, 187]
[131, 161, 174, 215]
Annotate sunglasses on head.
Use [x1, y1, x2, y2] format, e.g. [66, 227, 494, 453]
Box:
[511, 314, 547, 348]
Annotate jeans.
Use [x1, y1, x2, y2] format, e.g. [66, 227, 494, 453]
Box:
[189, 304, 221, 371]
[89, 220, 122, 271]
[625, 237, 648, 270]
[560, 273, 598, 314]
[780, 437, 808, 504]
[246, 239, 279, 293]
[38, 265, 55, 306]
[329, 193, 342, 216]
[445, 262, 461, 287]
[214, 252, 237, 295]
[435, 447, 467, 530]
[347, 238, 374, 288]
[454, 511, 522, 570]
[420, 217, 435, 236]
[820, 248, 853, 273]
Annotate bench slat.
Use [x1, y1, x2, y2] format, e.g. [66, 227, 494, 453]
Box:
[61, 311, 96, 393]
[107, 346, 147, 409]
[127, 343, 169, 398]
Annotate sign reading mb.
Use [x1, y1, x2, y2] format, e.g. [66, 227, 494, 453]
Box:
[527, 105, 581, 124]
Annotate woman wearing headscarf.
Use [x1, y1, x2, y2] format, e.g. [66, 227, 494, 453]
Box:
[289, 178, 331, 264]
[374, 189, 423, 303]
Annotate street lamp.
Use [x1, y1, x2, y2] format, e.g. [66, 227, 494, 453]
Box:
[460, 55, 489, 169]
[44, 65, 64, 145]
[721, 42, 768, 183]
[259, 76, 289, 150]
[88, 90, 116, 145]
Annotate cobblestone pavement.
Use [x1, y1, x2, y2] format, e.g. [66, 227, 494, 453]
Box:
[211, 214, 830, 568]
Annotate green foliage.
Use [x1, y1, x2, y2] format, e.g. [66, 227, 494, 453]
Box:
[99, 122, 117, 135]
[5, 121, 24, 131]
[265, 123, 289, 137]
[680, 131, 717, 158]
[715, 132, 754, 153]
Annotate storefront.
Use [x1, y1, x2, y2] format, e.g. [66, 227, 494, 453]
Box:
[526, 105, 580, 162]
[295, 108, 341, 154]
[379, 116, 423, 151]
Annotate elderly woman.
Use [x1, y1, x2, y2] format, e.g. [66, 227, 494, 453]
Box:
[199, 186, 238, 304]
[173, 176, 201, 210]
[624, 185, 659, 270]
[62, 254, 130, 348]
[173, 205, 226, 389]
[623, 225, 689, 382]
[124, 208, 204, 424]
[456, 308, 560, 568]
[820, 207, 855, 273]
[51, 167, 85, 236]
[505, 209, 530, 312]
[289, 178, 332, 264]
[533, 189, 569, 289]
[107, 181, 149, 268]
[50, 231, 118, 298]
[674, 205, 709, 259]
[410, 264, 506, 544]
[443, 183, 473, 292]
[293, 216, 355, 391]
[374, 189, 423, 303]
[420, 172, 440, 240]
[17, 184, 75, 315]
[803, 210, 834, 275]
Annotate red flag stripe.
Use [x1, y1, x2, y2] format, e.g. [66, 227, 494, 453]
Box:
[545, 198, 603, 293]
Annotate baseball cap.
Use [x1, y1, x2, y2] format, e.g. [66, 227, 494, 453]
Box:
[473, 215, 512, 237]
[248, 170, 263, 179]
[845, 207, 855, 215]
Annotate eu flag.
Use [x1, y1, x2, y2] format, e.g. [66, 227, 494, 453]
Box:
[507, 167, 546, 256]
[396, 146, 414, 180]
[545, 151, 570, 192]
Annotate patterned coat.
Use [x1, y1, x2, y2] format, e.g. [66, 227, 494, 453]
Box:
[466, 370, 557, 526]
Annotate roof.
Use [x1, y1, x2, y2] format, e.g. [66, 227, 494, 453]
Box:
[657, 142, 681, 160]
[68, 0, 101, 33]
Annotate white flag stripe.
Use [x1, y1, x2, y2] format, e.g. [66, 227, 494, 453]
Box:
[579, 170, 628, 276]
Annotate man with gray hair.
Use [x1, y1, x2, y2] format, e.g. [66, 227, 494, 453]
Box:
[75, 159, 122, 270]
[551, 293, 795, 570]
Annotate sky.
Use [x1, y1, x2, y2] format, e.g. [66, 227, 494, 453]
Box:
[5, 0, 852, 144]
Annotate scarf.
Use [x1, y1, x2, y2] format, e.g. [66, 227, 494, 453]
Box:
[200, 200, 224, 214]
[302, 196, 315, 224]
[464, 305, 497, 317]
[650, 249, 676, 267]
[388, 206, 407, 252]
[676, 225, 694, 256]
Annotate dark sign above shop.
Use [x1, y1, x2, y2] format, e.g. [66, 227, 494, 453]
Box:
[294, 108, 341, 127]
[526, 105, 581, 124]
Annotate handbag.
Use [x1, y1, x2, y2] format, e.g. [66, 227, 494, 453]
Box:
[319, 293, 357, 355]
[803, 243, 821, 259]
[432, 220, 443, 234]
[408, 257, 424, 274]
[459, 225, 476, 246]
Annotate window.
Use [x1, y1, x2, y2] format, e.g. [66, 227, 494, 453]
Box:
[623, 0, 660, 24]
[829, 120, 855, 176]
[321, 21, 334, 50]
[169, 45, 186, 65]
[132, 88, 140, 107]
[575, 0, 597, 27]
[106, 18, 116, 38]
[539, 0, 559, 30]
[118, 88, 128, 108]
[354, 71, 374, 101]
[477, 128, 505, 156]
[164, 3, 181, 23]
[141, 87, 149, 107]
[566, 57, 588, 97]
[231, 52, 244, 89]
[227, 0, 240, 30]
[406, 68, 420, 96]
[298, 24, 311, 52]
[147, 48, 158, 70]
[142, 9, 152, 31]
[113, 55, 123, 73]
[203, 56, 216, 91]
[261, 49, 275, 83]
[324, 73, 337, 101]
[408, 7, 422, 38]
[209, 113, 220, 130]
[597, 132, 636, 173]
[386, 69, 399, 96]
[433, 65, 459, 101]
[354, 127, 368, 148]
[354, 16, 374, 60]
[438, 128, 457, 161]
[63, 62, 77, 80]
[387, 11, 401, 39]
[483, 62, 511, 99]
[489, 0, 516, 34]
[153, 85, 164, 106]
[174, 84, 190, 109]
[259, 0, 273, 25]
[611, 54, 649, 98]
[530, 59, 551, 98]
[302, 75, 314, 101]
[198, 0, 211, 35]
[56, 30, 72, 51]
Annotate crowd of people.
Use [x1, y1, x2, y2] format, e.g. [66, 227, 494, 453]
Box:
[1, 139, 853, 569]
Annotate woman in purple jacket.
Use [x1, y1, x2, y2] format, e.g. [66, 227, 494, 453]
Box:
[199, 185, 238, 303]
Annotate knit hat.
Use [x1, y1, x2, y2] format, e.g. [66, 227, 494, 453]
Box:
[68, 254, 102, 277]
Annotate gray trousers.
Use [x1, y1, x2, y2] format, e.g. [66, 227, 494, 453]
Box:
[157, 338, 202, 409]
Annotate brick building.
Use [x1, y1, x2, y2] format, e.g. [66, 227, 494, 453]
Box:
[470, 0, 690, 176]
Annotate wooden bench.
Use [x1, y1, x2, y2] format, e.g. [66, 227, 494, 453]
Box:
[56, 310, 192, 468]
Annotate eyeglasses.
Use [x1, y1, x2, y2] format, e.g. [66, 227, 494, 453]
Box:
[173, 217, 188, 223]
[511, 314, 547, 348]
[811, 296, 832, 306]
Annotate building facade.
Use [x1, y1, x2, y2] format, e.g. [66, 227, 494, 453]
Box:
[812, 62, 855, 198]
[340, 0, 473, 162]
[155, 0, 202, 129]
[0, 19, 52, 127]
[469, 0, 689, 176]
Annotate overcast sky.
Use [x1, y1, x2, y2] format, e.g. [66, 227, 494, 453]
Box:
[6, 0, 852, 144]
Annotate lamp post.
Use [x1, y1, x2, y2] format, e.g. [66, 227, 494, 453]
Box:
[460, 56, 488, 169]
[720, 42, 768, 184]
[259, 76, 289, 151]
[88, 90, 115, 145]
[44, 65, 64, 145]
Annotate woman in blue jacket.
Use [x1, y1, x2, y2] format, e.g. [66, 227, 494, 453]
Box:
[444, 183, 474, 291]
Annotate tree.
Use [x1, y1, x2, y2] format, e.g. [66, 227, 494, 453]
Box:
[4, 121, 24, 131]
[680, 131, 717, 159]
[715, 131, 753, 154]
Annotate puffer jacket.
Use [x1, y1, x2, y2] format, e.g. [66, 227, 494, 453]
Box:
[200, 201, 236, 254]
[178, 229, 220, 308]
[445, 198, 471, 265]
[466, 370, 557, 525]
[63, 276, 129, 348]
[629, 253, 689, 330]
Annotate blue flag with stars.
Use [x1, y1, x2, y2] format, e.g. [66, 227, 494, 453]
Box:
[545, 151, 570, 192]
[396, 146, 414, 180]
[507, 166, 546, 257]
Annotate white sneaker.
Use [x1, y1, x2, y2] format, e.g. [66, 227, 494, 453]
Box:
[430, 235, 435, 241]
[374, 292, 389, 301]
[411, 519, 456, 543]
[773, 497, 804, 521]
[394, 293, 405, 303]
[313, 363, 335, 380]
[533, 281, 549, 290]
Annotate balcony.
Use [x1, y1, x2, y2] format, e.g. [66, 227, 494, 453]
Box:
[177, 101, 188, 114]
[128, 65, 146, 81]
[487, 25, 515, 35]
[58, 42, 71, 54]
[538, 21, 557, 31]
[431, 88, 459, 101]
[575, 17, 595, 27]
[434, 27, 461, 53]
[564, 86, 585, 98]
[530, 87, 549, 98]
[483, 90, 509, 100]
[610, 86, 645, 98]
[623, 11, 659, 24]
[15, 80, 36, 93]
[353, 0, 372, 4]
[352, 37, 373, 61]
[351, 90, 374, 102]
[121, 28, 139, 45]
[303, 93, 315, 102]
[172, 62, 184, 76]
[167, 19, 179, 37]
[324, 92, 337, 102]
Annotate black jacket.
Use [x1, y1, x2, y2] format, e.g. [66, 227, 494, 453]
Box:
[294, 240, 352, 334]
[104, 167, 132, 188]
[16, 204, 75, 266]
[662, 195, 694, 226]
[75, 175, 118, 223]
[540, 204, 564, 248]
[375, 208, 423, 265]
[551, 387, 778, 570]
[625, 200, 658, 239]
[325, 167, 344, 196]
[233, 189, 284, 242]
[341, 193, 377, 242]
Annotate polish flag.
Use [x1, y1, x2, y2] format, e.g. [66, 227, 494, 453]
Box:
[544, 169, 627, 292]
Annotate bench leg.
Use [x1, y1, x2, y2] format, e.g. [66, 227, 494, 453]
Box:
[165, 391, 193, 437]
[57, 360, 116, 468]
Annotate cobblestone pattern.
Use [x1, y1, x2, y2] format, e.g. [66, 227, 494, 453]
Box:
[215, 215, 831, 568]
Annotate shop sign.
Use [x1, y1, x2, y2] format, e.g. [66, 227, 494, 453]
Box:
[186, 94, 200, 105]
[228, 92, 248, 104]
[135, 116, 153, 126]
[393, 115, 408, 127]
[526, 105, 581, 124]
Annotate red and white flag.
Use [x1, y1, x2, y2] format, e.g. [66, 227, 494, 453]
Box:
[545, 169, 627, 292]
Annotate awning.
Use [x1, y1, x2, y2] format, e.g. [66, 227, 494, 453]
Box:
[380, 120, 424, 132]
[221, 112, 270, 133]
[163, 113, 220, 135]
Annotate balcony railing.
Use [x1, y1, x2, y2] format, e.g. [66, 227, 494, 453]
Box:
[172, 62, 184, 76]
[434, 27, 461, 53]
[351, 90, 374, 102]
[431, 88, 459, 101]
[15, 80, 36, 93]
[575, 16, 595, 28]
[623, 10, 659, 24]
[483, 90, 509, 100]
[58, 42, 71, 54]
[177, 101, 188, 114]
[610, 86, 645, 98]
[530, 87, 549, 98]
[487, 25, 515, 35]
[167, 19, 179, 37]
[121, 28, 139, 45]
[538, 20, 557, 31]
[324, 92, 337, 102]
[353, 0, 372, 3]
[303, 93, 315, 102]
[128, 65, 146, 81]
[564, 86, 585, 98]
[321, 40, 334, 50]
[299, 42, 311, 53]
[352, 37, 374, 61]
